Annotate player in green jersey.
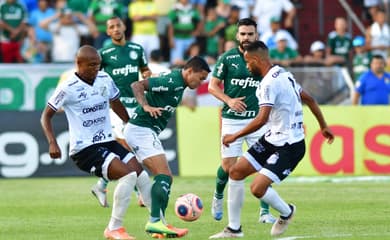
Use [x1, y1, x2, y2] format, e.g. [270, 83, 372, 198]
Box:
[123, 56, 211, 238]
[208, 18, 275, 226]
[91, 16, 152, 208]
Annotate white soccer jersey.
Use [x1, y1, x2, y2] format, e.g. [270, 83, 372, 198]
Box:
[256, 65, 305, 146]
[48, 71, 120, 155]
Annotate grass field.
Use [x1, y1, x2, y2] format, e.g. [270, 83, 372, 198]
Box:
[1, 176, 390, 240]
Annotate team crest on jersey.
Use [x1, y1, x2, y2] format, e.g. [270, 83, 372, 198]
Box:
[129, 51, 138, 60]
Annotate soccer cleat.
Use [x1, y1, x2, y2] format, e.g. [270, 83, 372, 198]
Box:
[145, 220, 188, 238]
[166, 224, 189, 237]
[259, 213, 276, 224]
[104, 227, 135, 240]
[209, 226, 244, 239]
[91, 184, 109, 208]
[270, 204, 296, 236]
[211, 196, 223, 221]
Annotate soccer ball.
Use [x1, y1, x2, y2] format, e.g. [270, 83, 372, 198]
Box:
[174, 193, 203, 222]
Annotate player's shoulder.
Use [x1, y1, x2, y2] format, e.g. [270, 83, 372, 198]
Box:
[220, 48, 241, 61]
[264, 65, 287, 83]
[96, 70, 112, 80]
[100, 44, 116, 56]
[328, 31, 337, 39]
[125, 41, 144, 51]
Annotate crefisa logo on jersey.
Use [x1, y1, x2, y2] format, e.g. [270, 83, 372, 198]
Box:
[130, 51, 138, 60]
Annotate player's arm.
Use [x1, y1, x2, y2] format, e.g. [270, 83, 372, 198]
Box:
[40, 106, 62, 159]
[300, 90, 334, 144]
[223, 106, 271, 147]
[131, 79, 164, 118]
[140, 66, 152, 79]
[208, 76, 246, 112]
[110, 98, 129, 123]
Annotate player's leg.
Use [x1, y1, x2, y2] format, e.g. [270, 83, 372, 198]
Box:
[251, 174, 294, 237]
[246, 127, 276, 224]
[72, 142, 137, 240]
[211, 119, 243, 221]
[209, 155, 256, 239]
[212, 157, 236, 221]
[251, 139, 305, 236]
[124, 123, 187, 238]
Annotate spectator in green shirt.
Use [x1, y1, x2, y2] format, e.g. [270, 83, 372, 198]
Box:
[269, 31, 302, 67]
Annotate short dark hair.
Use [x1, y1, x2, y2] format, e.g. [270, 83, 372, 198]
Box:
[237, 18, 257, 29]
[184, 56, 211, 73]
[150, 49, 162, 61]
[370, 54, 385, 64]
[244, 40, 269, 53]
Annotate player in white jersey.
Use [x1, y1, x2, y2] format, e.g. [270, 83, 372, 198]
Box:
[41, 45, 152, 240]
[210, 41, 334, 238]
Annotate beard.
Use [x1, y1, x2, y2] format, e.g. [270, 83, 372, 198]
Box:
[248, 66, 261, 76]
[239, 41, 252, 50]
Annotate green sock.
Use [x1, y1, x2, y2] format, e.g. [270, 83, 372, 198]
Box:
[215, 166, 228, 199]
[150, 174, 172, 221]
[260, 200, 270, 215]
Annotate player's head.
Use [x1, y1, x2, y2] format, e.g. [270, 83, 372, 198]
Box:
[243, 40, 270, 76]
[236, 18, 258, 51]
[76, 45, 101, 82]
[106, 16, 126, 42]
[183, 56, 211, 89]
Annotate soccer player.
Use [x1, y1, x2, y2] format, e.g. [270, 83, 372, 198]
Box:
[40, 45, 152, 240]
[91, 16, 152, 208]
[208, 18, 274, 223]
[210, 40, 334, 238]
[123, 56, 211, 238]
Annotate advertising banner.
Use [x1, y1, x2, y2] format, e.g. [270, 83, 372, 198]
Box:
[176, 106, 390, 176]
[0, 111, 179, 178]
[0, 64, 73, 110]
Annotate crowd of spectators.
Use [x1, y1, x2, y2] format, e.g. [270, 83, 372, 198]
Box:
[0, 0, 389, 104]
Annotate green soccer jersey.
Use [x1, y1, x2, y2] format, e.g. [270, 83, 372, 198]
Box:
[99, 42, 148, 108]
[269, 47, 298, 60]
[0, 2, 27, 41]
[352, 52, 371, 82]
[168, 6, 201, 39]
[129, 70, 185, 134]
[327, 31, 352, 60]
[212, 47, 262, 119]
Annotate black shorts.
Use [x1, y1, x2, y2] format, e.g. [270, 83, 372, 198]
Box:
[70, 141, 133, 179]
[245, 136, 306, 183]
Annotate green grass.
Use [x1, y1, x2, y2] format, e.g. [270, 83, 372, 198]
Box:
[1, 176, 390, 240]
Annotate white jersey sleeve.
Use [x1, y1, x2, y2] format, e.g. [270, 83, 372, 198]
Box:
[48, 80, 70, 111]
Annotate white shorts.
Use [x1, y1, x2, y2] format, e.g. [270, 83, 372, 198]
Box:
[123, 122, 165, 162]
[110, 107, 136, 139]
[221, 118, 268, 158]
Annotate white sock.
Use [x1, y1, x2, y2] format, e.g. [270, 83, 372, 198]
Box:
[136, 171, 152, 211]
[108, 172, 137, 230]
[261, 187, 291, 217]
[228, 178, 244, 230]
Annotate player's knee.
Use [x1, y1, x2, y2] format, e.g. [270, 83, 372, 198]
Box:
[228, 165, 245, 180]
[250, 182, 267, 198]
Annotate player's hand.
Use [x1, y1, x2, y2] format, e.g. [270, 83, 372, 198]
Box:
[322, 127, 334, 144]
[49, 141, 61, 159]
[143, 105, 164, 119]
[227, 96, 246, 113]
[222, 134, 236, 147]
